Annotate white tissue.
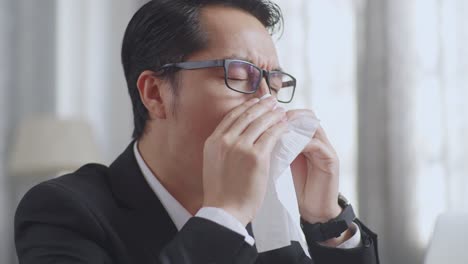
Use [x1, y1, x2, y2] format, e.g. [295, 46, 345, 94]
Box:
[252, 94, 320, 254]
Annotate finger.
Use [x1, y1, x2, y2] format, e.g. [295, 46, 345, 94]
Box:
[302, 139, 339, 175]
[302, 138, 336, 160]
[291, 153, 307, 195]
[212, 97, 260, 136]
[240, 107, 287, 144]
[285, 109, 318, 121]
[226, 96, 278, 137]
[254, 120, 289, 153]
[312, 126, 332, 146]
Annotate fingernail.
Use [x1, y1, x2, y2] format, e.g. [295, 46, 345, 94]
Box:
[260, 94, 272, 100]
[250, 98, 260, 103]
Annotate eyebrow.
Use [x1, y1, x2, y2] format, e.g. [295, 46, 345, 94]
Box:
[221, 54, 284, 72]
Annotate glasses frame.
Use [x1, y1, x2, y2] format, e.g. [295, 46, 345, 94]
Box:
[157, 59, 297, 103]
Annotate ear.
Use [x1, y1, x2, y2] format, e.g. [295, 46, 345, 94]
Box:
[136, 70, 170, 119]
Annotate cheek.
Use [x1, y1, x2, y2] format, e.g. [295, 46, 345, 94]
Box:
[180, 97, 229, 144]
[178, 80, 240, 136]
[175, 71, 253, 151]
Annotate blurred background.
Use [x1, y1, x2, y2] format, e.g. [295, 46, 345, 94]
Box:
[1, 0, 467, 263]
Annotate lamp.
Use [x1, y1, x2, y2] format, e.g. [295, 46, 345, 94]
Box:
[8, 115, 102, 177]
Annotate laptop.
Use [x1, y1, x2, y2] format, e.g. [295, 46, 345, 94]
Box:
[425, 212, 468, 264]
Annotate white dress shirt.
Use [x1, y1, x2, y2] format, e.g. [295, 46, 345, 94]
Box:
[133, 141, 361, 249]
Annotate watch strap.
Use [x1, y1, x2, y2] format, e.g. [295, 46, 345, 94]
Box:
[301, 204, 356, 242]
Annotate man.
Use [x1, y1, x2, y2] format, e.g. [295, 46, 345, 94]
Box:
[15, 0, 379, 263]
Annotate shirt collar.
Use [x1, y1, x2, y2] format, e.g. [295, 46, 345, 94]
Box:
[133, 141, 192, 230]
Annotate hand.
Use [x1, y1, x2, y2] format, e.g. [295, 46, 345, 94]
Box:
[288, 110, 354, 246]
[288, 110, 353, 246]
[202, 96, 289, 225]
[288, 110, 342, 224]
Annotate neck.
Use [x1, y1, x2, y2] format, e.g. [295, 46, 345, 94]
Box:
[137, 133, 204, 215]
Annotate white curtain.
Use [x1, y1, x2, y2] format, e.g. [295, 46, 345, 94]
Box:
[0, 1, 138, 263]
[2, 0, 58, 263]
[54, 0, 136, 163]
[274, 0, 468, 263]
[0, 0, 13, 262]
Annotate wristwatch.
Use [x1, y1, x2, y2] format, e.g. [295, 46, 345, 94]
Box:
[300, 193, 356, 242]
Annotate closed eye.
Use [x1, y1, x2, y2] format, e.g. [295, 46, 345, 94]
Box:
[228, 77, 248, 81]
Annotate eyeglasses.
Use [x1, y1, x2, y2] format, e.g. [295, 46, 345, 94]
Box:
[157, 59, 297, 103]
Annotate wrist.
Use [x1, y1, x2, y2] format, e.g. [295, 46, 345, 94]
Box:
[300, 204, 342, 224]
[202, 201, 251, 226]
[221, 207, 250, 226]
[300, 197, 356, 245]
[319, 227, 354, 247]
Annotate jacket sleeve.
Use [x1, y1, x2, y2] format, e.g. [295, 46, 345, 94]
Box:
[305, 219, 379, 264]
[158, 217, 257, 263]
[15, 182, 259, 264]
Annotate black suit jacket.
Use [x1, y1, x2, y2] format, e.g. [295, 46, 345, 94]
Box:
[15, 142, 379, 264]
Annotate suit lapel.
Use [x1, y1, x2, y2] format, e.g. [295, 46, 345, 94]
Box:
[108, 142, 178, 262]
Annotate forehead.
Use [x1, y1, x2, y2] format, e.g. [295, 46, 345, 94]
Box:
[193, 5, 280, 70]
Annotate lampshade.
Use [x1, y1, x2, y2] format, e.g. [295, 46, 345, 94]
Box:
[8, 116, 102, 177]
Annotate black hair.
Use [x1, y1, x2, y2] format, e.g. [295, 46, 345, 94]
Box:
[121, 0, 283, 139]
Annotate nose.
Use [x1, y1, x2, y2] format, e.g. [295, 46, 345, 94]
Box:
[255, 78, 271, 99]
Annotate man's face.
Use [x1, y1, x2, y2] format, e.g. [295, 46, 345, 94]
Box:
[164, 6, 280, 180]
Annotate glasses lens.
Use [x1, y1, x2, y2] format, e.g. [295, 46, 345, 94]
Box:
[268, 72, 296, 103]
[226, 61, 261, 93]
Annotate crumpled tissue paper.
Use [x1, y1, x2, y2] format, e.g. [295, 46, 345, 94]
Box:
[252, 94, 320, 255]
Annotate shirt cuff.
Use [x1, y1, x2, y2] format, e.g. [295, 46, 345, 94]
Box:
[195, 207, 255, 246]
[336, 222, 362, 249]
